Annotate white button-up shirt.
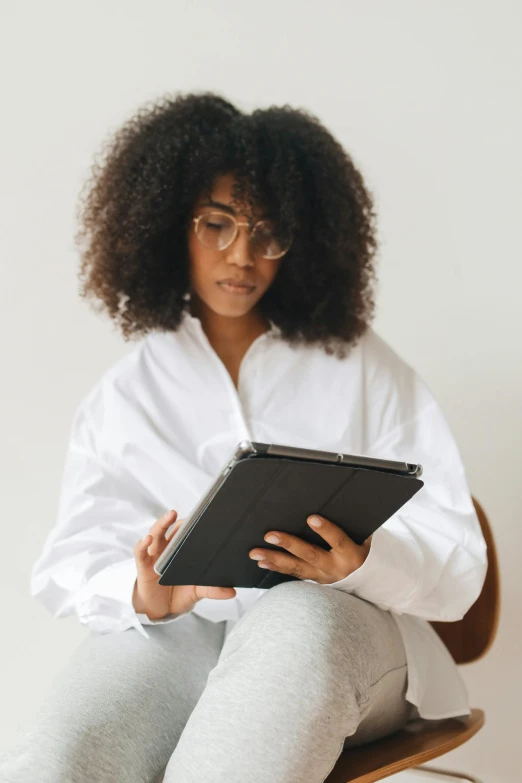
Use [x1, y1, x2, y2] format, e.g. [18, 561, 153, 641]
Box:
[31, 310, 488, 720]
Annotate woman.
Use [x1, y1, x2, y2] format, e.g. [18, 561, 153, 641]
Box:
[0, 92, 487, 783]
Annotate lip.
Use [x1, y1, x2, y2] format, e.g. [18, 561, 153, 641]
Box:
[217, 280, 256, 295]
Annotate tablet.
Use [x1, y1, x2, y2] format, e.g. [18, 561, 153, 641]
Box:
[154, 440, 424, 588]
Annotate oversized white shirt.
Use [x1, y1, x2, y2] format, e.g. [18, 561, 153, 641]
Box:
[31, 310, 488, 720]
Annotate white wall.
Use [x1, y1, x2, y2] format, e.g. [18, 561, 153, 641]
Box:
[1, 1, 520, 780]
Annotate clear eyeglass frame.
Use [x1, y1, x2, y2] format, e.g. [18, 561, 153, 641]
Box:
[192, 210, 292, 260]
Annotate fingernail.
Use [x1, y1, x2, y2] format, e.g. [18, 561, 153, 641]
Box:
[265, 534, 280, 544]
[308, 516, 322, 527]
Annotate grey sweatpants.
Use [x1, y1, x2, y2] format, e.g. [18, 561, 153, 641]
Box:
[0, 581, 416, 783]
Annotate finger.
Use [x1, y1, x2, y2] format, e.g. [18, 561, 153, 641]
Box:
[163, 515, 185, 543]
[134, 534, 155, 576]
[306, 515, 359, 554]
[134, 533, 152, 559]
[256, 530, 328, 570]
[166, 519, 183, 541]
[153, 509, 178, 535]
[148, 510, 178, 556]
[253, 552, 313, 581]
[147, 509, 178, 540]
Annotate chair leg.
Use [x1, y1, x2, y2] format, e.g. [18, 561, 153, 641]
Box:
[408, 765, 484, 783]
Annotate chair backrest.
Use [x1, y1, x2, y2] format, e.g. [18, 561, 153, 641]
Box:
[430, 496, 500, 664]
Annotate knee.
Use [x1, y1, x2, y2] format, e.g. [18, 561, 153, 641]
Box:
[213, 582, 376, 705]
[229, 580, 368, 662]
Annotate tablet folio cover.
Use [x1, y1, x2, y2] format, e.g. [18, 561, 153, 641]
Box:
[158, 456, 423, 589]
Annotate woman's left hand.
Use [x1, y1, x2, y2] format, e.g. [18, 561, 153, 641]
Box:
[248, 515, 372, 584]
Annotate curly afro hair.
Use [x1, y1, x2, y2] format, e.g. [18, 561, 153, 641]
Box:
[76, 91, 379, 357]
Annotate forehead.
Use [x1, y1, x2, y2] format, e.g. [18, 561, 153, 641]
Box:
[208, 173, 238, 203]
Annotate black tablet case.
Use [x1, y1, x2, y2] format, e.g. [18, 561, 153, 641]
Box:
[158, 456, 423, 588]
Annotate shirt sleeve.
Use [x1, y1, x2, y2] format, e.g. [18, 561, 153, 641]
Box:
[31, 394, 264, 636]
[308, 354, 488, 622]
[29, 399, 221, 637]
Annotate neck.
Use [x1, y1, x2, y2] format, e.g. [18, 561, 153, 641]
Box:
[189, 296, 270, 353]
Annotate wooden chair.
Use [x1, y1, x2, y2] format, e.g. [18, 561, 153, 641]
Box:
[325, 496, 500, 783]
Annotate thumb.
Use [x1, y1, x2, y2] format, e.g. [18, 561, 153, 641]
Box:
[194, 585, 237, 601]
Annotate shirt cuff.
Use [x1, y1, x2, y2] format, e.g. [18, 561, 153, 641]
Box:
[77, 557, 189, 638]
[303, 526, 405, 613]
[304, 536, 376, 590]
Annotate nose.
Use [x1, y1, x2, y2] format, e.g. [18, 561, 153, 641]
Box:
[225, 223, 256, 267]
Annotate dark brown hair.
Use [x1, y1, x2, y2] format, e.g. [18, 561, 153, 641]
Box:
[76, 91, 379, 357]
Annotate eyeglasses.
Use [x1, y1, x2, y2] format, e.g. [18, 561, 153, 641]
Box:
[192, 210, 292, 260]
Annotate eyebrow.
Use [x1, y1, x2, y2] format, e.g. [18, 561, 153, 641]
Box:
[200, 198, 270, 219]
[200, 199, 236, 214]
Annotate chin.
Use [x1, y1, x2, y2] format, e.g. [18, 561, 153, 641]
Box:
[201, 290, 260, 318]
[211, 302, 255, 317]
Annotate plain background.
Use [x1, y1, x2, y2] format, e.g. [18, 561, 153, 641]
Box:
[1, 2, 520, 781]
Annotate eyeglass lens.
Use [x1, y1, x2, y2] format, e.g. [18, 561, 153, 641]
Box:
[195, 212, 291, 259]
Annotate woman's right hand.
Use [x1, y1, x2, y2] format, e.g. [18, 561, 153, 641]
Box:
[132, 509, 236, 620]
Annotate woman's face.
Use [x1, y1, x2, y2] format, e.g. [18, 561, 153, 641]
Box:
[187, 173, 283, 319]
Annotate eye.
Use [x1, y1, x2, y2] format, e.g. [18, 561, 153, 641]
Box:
[200, 214, 228, 230]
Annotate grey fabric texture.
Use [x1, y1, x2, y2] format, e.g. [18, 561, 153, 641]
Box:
[0, 582, 415, 783]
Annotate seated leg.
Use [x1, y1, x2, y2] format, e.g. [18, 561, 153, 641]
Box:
[0, 615, 225, 783]
[163, 581, 413, 783]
